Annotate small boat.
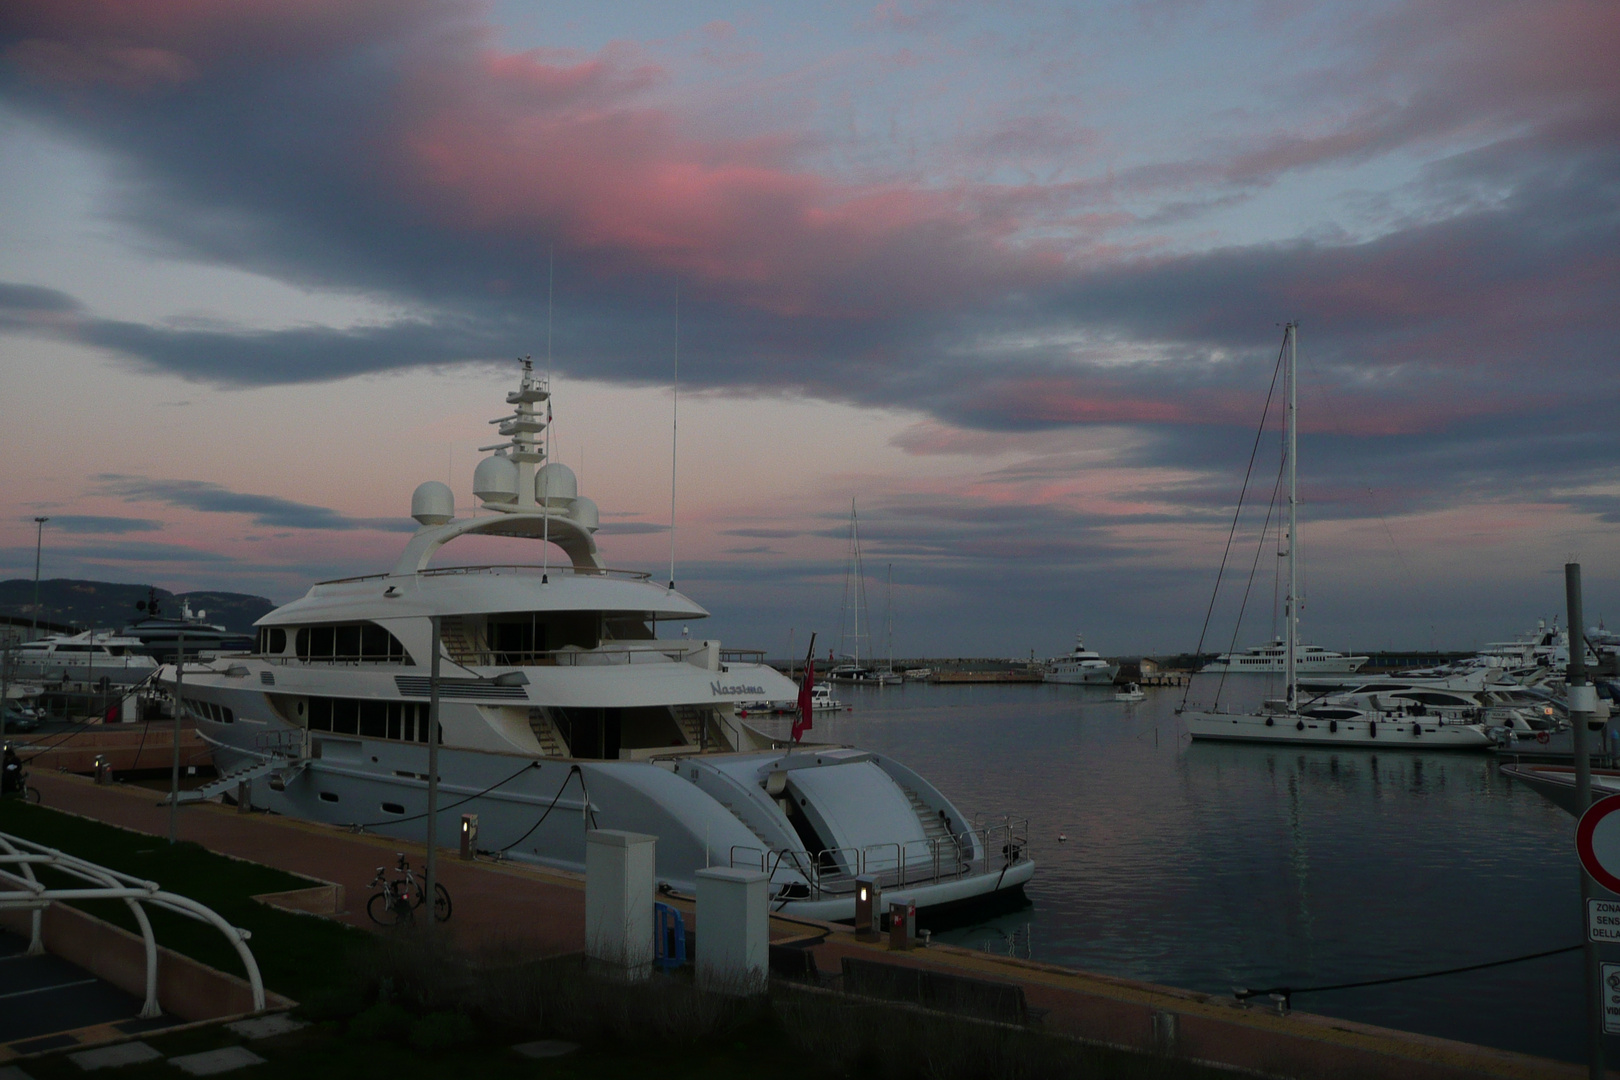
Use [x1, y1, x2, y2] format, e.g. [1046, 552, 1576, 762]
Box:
[1114, 683, 1145, 702]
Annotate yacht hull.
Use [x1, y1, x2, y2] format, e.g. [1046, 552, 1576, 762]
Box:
[197, 709, 1033, 919]
[1183, 710, 1494, 749]
[1043, 665, 1119, 685]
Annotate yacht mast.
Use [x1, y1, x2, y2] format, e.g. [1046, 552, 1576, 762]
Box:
[851, 499, 862, 666]
[1285, 321, 1298, 712]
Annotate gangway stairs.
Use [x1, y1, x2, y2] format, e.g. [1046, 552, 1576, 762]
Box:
[165, 757, 301, 805]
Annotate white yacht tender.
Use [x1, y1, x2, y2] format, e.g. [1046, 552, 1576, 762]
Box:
[164, 363, 1032, 917]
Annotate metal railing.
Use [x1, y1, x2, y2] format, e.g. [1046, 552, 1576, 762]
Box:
[0, 831, 265, 1016]
[727, 818, 1029, 902]
[316, 564, 654, 587]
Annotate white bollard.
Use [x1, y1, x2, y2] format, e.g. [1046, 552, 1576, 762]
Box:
[694, 866, 769, 994]
[585, 830, 657, 980]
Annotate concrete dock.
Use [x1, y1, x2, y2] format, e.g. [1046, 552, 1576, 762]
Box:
[25, 770, 1600, 1080]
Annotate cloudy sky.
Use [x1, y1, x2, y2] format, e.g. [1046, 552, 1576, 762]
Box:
[0, 0, 1614, 657]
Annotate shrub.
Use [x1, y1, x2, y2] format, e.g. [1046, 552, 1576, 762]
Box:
[348, 1001, 414, 1042]
[409, 1011, 478, 1053]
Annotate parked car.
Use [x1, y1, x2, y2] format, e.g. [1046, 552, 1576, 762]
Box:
[2, 706, 41, 733]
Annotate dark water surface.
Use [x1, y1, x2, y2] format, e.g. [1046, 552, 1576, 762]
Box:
[758, 677, 1583, 1062]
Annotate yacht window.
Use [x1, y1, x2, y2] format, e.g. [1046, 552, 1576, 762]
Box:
[294, 623, 408, 662]
[257, 627, 289, 654]
[335, 624, 361, 659]
[360, 701, 387, 738]
[304, 696, 428, 743]
[381, 802, 405, 815]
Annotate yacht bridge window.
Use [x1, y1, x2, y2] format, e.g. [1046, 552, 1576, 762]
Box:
[473, 611, 655, 664]
[293, 623, 409, 663]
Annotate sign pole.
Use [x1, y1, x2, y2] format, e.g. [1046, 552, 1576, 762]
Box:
[1569, 563, 1604, 1080]
[169, 630, 185, 844]
[424, 615, 441, 934]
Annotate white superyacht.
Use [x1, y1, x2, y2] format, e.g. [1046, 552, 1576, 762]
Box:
[1043, 634, 1119, 685]
[162, 363, 1033, 917]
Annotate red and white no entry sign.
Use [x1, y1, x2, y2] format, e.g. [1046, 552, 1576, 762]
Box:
[1576, 794, 1620, 895]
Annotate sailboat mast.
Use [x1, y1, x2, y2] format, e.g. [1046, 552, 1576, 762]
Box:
[851, 498, 861, 666]
[1285, 321, 1299, 710]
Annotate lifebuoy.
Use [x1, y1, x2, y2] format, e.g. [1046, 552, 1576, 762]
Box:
[1536, 731, 1551, 745]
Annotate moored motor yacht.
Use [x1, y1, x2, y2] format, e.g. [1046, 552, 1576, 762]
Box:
[1199, 639, 1367, 674]
[163, 362, 1033, 917]
[12, 630, 158, 687]
[1044, 634, 1119, 685]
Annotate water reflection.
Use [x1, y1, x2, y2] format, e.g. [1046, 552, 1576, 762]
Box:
[758, 677, 1585, 1062]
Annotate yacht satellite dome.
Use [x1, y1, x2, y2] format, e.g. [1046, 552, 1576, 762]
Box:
[411, 481, 455, 525]
[536, 462, 577, 507]
[473, 452, 519, 505]
[569, 494, 599, 532]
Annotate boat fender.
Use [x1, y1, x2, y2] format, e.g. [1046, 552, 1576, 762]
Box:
[1265, 717, 1274, 727]
[1329, 720, 1337, 733]
[1296, 720, 1304, 731]
[1369, 721, 1377, 738]
[1412, 723, 1421, 737]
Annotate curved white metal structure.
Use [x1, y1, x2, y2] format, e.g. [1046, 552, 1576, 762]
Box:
[166, 362, 1033, 917]
[0, 831, 265, 1016]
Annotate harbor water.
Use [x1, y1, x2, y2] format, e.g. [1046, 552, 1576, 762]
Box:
[754, 676, 1583, 1062]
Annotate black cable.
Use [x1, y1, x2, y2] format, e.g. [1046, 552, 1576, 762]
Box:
[495, 764, 591, 853]
[1181, 333, 1288, 711]
[342, 759, 538, 830]
[1235, 943, 1580, 1005]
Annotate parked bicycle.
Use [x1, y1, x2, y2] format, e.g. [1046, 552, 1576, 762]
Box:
[366, 852, 450, 926]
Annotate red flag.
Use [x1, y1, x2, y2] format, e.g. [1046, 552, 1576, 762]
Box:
[792, 658, 815, 743]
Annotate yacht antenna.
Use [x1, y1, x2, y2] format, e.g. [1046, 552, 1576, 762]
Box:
[668, 279, 679, 592]
[1284, 321, 1298, 713]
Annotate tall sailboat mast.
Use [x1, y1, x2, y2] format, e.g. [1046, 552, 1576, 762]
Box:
[1285, 321, 1299, 712]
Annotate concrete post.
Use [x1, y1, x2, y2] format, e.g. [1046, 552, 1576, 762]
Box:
[585, 829, 657, 980]
[695, 866, 769, 994]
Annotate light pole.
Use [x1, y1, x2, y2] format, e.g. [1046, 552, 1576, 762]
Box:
[30, 518, 48, 640]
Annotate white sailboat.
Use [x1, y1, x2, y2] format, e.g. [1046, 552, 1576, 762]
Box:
[1180, 324, 1493, 750]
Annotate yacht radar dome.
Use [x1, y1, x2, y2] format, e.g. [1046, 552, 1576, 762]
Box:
[410, 481, 455, 526]
[473, 451, 519, 506]
[570, 494, 600, 532]
[536, 462, 578, 507]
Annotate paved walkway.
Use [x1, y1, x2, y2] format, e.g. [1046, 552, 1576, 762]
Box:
[29, 771, 1600, 1080]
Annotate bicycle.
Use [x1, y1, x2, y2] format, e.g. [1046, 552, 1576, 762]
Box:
[2, 759, 40, 804]
[366, 853, 451, 926]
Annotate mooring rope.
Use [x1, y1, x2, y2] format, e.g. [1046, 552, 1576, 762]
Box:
[1234, 943, 1581, 1008]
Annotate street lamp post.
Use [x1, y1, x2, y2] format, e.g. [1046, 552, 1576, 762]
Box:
[30, 518, 48, 640]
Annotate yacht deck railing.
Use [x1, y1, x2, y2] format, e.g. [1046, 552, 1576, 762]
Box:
[315, 564, 655, 587]
[727, 818, 1029, 903]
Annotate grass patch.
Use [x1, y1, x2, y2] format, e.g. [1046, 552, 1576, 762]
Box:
[0, 799, 374, 1002]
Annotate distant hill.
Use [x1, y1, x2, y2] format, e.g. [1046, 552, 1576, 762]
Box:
[0, 579, 275, 634]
